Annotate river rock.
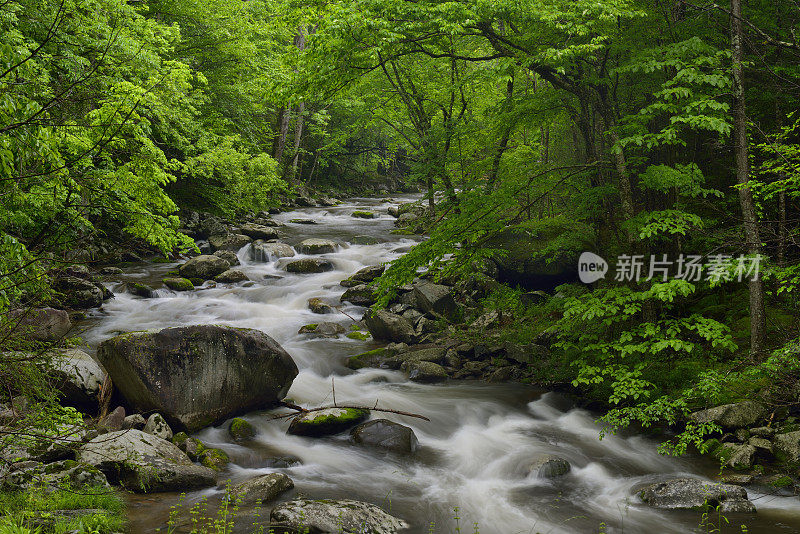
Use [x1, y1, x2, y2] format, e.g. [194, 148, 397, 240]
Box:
[341, 284, 376, 306]
[396, 212, 419, 226]
[388, 206, 399, 217]
[351, 419, 419, 454]
[413, 281, 457, 320]
[54, 276, 105, 309]
[228, 417, 256, 441]
[199, 216, 227, 238]
[270, 499, 409, 534]
[208, 233, 252, 252]
[289, 218, 317, 225]
[352, 264, 386, 283]
[639, 478, 755, 513]
[179, 255, 231, 280]
[96, 325, 298, 431]
[401, 360, 447, 382]
[352, 210, 376, 219]
[163, 277, 194, 291]
[287, 408, 369, 437]
[297, 238, 338, 254]
[50, 348, 105, 408]
[128, 281, 155, 298]
[232, 473, 293, 505]
[250, 241, 295, 261]
[285, 258, 334, 273]
[298, 322, 346, 338]
[77, 429, 216, 492]
[351, 235, 381, 245]
[239, 223, 279, 241]
[213, 249, 240, 266]
[122, 414, 146, 431]
[363, 310, 417, 344]
[215, 269, 249, 283]
[773, 431, 800, 463]
[143, 413, 173, 441]
[308, 297, 334, 314]
[98, 406, 126, 432]
[689, 401, 767, 429]
[3, 460, 108, 492]
[528, 455, 571, 478]
[8, 308, 71, 341]
[199, 448, 229, 471]
[346, 347, 396, 370]
[504, 343, 552, 365]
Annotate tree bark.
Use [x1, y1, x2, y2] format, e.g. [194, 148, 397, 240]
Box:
[273, 107, 290, 163]
[731, 0, 766, 356]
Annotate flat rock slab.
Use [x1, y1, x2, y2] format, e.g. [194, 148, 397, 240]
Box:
[639, 478, 756, 513]
[270, 499, 409, 534]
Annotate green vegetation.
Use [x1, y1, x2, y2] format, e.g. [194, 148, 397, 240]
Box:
[0, 485, 125, 533]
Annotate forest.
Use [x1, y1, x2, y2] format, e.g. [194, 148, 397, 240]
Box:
[1, 0, 800, 532]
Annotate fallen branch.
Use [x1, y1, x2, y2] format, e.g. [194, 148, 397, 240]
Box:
[274, 401, 430, 422]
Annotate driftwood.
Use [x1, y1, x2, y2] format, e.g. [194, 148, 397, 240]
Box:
[274, 400, 430, 422]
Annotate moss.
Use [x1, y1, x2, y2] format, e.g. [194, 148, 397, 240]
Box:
[189, 277, 205, 286]
[228, 418, 256, 441]
[351, 210, 375, 219]
[346, 331, 371, 341]
[772, 475, 793, 488]
[199, 448, 230, 471]
[163, 277, 194, 291]
[172, 432, 189, 448]
[298, 324, 319, 334]
[346, 347, 390, 370]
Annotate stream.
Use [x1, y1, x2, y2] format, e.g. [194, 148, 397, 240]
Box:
[78, 196, 800, 533]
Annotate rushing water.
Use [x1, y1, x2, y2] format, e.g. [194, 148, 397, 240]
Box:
[79, 196, 800, 533]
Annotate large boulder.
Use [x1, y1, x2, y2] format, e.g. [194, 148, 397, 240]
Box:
[77, 429, 216, 493]
[49, 348, 105, 409]
[7, 308, 71, 341]
[239, 223, 279, 241]
[639, 478, 756, 513]
[484, 220, 595, 291]
[270, 499, 408, 534]
[250, 241, 295, 262]
[287, 408, 369, 437]
[285, 258, 334, 273]
[297, 239, 339, 255]
[413, 281, 457, 319]
[351, 419, 419, 454]
[96, 325, 298, 431]
[689, 401, 767, 429]
[208, 233, 252, 252]
[179, 255, 231, 280]
[214, 249, 240, 266]
[363, 310, 417, 344]
[232, 473, 293, 505]
[308, 297, 334, 314]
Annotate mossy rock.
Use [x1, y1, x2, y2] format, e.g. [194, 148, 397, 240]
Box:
[128, 281, 154, 298]
[189, 277, 205, 286]
[351, 211, 376, 219]
[163, 277, 194, 291]
[346, 347, 393, 370]
[287, 408, 369, 437]
[228, 417, 256, 442]
[298, 324, 319, 334]
[172, 432, 189, 448]
[199, 447, 230, 471]
[346, 331, 371, 341]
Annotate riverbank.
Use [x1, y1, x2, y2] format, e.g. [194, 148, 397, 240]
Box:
[3, 196, 800, 533]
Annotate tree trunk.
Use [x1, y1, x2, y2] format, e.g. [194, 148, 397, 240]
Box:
[273, 107, 290, 163]
[731, 0, 766, 356]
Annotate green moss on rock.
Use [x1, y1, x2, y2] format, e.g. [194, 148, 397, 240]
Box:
[199, 448, 230, 471]
[163, 277, 194, 291]
[228, 417, 256, 442]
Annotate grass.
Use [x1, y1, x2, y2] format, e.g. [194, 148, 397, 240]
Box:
[0, 484, 125, 534]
